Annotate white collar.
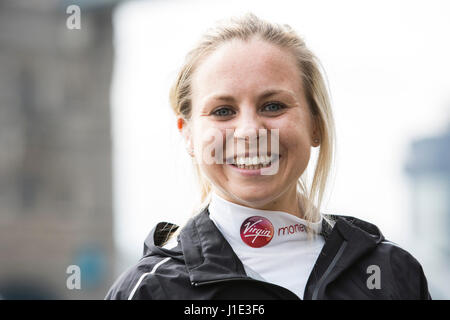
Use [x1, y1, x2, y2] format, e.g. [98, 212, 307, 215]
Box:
[208, 191, 323, 250]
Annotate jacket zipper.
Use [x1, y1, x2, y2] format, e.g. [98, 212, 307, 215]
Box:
[310, 240, 348, 300]
[192, 240, 349, 300]
[191, 276, 301, 299]
[191, 277, 248, 287]
[191, 239, 347, 301]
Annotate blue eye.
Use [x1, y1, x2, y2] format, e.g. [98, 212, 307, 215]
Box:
[211, 102, 286, 118]
[263, 102, 285, 112]
[212, 107, 235, 117]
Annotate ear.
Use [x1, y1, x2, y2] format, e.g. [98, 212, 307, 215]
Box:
[177, 117, 194, 157]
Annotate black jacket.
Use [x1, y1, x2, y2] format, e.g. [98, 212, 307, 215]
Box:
[105, 207, 432, 300]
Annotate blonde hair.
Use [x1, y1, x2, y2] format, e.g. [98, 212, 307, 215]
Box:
[169, 12, 337, 240]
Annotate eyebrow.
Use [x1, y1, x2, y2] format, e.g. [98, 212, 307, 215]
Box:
[204, 88, 295, 104]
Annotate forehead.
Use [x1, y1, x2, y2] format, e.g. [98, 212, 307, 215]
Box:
[191, 37, 303, 101]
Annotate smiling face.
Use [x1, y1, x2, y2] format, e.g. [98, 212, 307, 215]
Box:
[184, 36, 320, 216]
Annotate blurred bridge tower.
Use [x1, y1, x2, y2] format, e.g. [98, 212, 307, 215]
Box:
[404, 123, 450, 299]
[0, 0, 120, 299]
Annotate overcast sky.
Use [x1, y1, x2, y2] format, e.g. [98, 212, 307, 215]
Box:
[111, 0, 450, 268]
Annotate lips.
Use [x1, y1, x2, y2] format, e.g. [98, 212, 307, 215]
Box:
[225, 153, 282, 176]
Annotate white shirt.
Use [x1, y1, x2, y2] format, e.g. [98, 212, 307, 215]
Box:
[208, 191, 326, 299]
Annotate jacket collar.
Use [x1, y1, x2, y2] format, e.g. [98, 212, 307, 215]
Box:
[142, 221, 182, 260]
[147, 205, 385, 297]
[304, 213, 385, 299]
[179, 206, 247, 284]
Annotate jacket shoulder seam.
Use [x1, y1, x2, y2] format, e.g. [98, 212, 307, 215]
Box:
[128, 257, 171, 300]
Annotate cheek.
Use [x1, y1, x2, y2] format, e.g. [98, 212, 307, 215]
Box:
[273, 116, 311, 150]
[192, 123, 227, 164]
[274, 120, 312, 171]
[192, 125, 225, 181]
[285, 128, 310, 150]
[281, 132, 311, 180]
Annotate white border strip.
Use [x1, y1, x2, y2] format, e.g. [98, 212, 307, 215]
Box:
[381, 240, 403, 249]
[127, 257, 171, 300]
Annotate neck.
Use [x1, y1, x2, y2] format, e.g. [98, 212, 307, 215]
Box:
[212, 183, 304, 220]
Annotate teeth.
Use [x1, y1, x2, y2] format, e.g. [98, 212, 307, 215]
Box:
[233, 155, 277, 167]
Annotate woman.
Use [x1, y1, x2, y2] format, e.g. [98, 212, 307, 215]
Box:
[105, 13, 431, 300]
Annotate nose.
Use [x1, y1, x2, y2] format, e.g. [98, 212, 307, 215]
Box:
[232, 106, 266, 155]
[233, 106, 263, 139]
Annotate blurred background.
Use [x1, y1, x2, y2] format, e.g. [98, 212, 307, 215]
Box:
[0, 0, 449, 299]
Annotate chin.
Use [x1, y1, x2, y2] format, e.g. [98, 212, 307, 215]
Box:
[228, 187, 277, 207]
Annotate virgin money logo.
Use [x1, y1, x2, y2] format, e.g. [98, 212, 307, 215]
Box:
[240, 216, 274, 248]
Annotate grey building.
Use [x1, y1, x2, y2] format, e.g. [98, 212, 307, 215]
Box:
[0, 0, 118, 299]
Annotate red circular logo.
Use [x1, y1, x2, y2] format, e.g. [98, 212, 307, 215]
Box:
[240, 216, 274, 248]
